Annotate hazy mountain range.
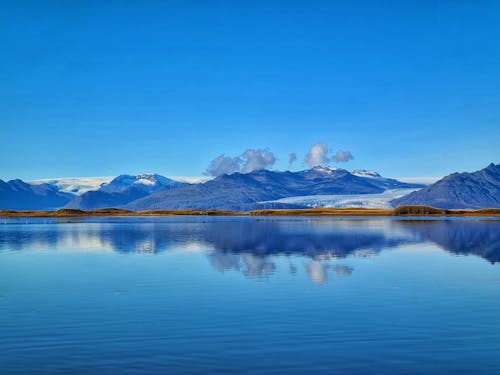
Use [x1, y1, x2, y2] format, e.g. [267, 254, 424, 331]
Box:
[0, 163, 498, 211]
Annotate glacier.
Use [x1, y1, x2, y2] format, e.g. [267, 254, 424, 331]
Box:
[259, 188, 420, 209]
[29, 176, 114, 196]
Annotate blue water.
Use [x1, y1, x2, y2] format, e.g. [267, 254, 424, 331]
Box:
[1, 216, 500, 374]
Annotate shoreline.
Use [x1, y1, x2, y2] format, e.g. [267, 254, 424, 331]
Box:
[1, 206, 500, 218]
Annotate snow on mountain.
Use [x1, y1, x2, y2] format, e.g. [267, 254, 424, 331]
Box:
[260, 189, 419, 209]
[21, 167, 429, 211]
[65, 174, 191, 210]
[30, 175, 212, 196]
[126, 167, 423, 211]
[311, 166, 344, 174]
[29, 176, 114, 195]
[100, 174, 179, 193]
[352, 170, 382, 178]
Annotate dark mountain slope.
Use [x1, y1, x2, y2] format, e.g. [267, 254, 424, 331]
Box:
[391, 163, 500, 209]
[66, 174, 188, 210]
[0, 179, 73, 210]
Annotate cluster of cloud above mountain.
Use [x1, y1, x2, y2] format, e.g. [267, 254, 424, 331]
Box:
[206, 142, 354, 176]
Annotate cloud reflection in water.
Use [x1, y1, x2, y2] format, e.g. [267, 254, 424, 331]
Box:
[1, 217, 499, 284]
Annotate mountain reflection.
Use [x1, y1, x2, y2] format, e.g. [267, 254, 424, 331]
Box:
[1, 218, 499, 283]
[394, 220, 500, 264]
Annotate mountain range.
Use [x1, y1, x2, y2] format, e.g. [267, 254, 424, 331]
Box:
[65, 174, 189, 210]
[1, 163, 498, 211]
[125, 167, 422, 211]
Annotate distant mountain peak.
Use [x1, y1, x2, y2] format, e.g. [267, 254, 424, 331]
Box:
[64, 173, 189, 210]
[305, 166, 350, 179]
[311, 165, 344, 174]
[101, 173, 179, 193]
[484, 163, 499, 172]
[134, 173, 175, 186]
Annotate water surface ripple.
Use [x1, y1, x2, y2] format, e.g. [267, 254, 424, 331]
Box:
[1, 216, 499, 374]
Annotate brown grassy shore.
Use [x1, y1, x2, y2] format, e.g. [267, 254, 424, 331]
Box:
[0, 208, 244, 217]
[1, 206, 499, 217]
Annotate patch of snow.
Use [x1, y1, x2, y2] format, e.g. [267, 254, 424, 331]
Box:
[352, 169, 382, 178]
[260, 188, 421, 209]
[28, 174, 209, 195]
[101, 173, 181, 193]
[311, 166, 342, 174]
[135, 178, 155, 186]
[29, 176, 114, 195]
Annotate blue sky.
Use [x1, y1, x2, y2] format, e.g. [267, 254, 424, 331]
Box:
[1, 1, 499, 180]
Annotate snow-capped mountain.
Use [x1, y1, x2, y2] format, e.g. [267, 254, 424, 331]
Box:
[99, 174, 180, 193]
[65, 174, 189, 210]
[309, 166, 346, 176]
[30, 175, 211, 196]
[1, 167, 432, 211]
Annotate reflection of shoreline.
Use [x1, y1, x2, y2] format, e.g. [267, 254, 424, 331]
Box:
[394, 220, 500, 264]
[1, 218, 499, 268]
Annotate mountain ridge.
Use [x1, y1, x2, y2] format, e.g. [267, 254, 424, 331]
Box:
[124, 167, 423, 211]
[391, 163, 500, 209]
[0, 179, 73, 210]
[65, 174, 189, 210]
[6, 164, 498, 211]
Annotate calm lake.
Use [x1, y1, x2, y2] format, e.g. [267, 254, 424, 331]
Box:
[1, 216, 500, 374]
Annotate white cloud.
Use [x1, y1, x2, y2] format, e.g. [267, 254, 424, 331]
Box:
[289, 152, 297, 165]
[205, 149, 276, 176]
[205, 154, 242, 176]
[333, 150, 354, 163]
[241, 149, 276, 173]
[304, 143, 330, 167]
[306, 261, 329, 284]
[304, 143, 354, 167]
